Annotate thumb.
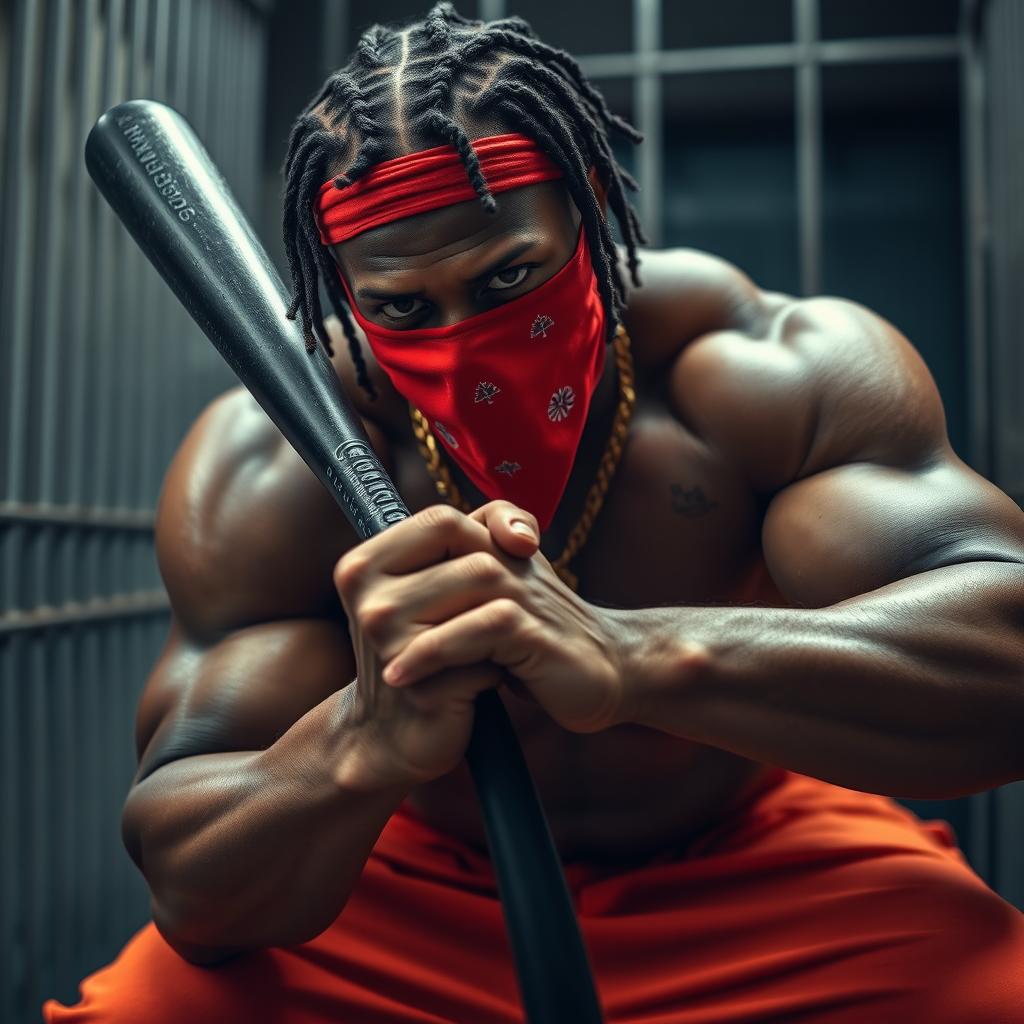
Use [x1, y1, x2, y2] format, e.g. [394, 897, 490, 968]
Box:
[468, 500, 540, 559]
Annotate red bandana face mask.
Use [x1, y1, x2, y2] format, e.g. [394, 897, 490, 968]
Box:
[314, 134, 608, 531]
[339, 227, 605, 531]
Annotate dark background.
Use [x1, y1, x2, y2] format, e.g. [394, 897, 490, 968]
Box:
[1, 1, 1022, 1020]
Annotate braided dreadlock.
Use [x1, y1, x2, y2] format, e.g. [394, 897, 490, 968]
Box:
[281, 2, 646, 399]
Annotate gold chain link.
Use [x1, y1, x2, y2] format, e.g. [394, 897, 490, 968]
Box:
[408, 324, 635, 591]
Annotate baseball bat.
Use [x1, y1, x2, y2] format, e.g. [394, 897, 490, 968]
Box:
[85, 100, 603, 1023]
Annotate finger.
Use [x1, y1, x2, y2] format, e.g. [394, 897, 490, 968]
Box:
[469, 500, 540, 559]
[334, 504, 495, 597]
[373, 549, 525, 634]
[402, 662, 504, 712]
[383, 598, 533, 686]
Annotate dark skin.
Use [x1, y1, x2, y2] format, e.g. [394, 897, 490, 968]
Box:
[122, 170, 1024, 965]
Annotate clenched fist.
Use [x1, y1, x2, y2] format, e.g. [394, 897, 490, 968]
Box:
[333, 500, 629, 793]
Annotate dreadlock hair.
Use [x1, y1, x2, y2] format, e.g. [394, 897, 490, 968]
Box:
[281, 2, 646, 399]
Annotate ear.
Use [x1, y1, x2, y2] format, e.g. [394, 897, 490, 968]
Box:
[587, 165, 609, 217]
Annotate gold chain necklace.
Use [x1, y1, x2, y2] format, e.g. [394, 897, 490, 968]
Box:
[408, 324, 635, 591]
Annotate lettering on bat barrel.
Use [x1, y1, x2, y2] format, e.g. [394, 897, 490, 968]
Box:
[115, 112, 197, 223]
[328, 440, 409, 537]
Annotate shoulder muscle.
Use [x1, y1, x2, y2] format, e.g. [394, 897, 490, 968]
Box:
[667, 295, 947, 494]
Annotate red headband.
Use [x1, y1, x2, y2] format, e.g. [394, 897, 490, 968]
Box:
[314, 132, 563, 245]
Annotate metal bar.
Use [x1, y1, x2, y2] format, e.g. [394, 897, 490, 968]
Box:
[194, 0, 214, 154]
[478, 0, 506, 22]
[115, 0, 151, 631]
[67, 623, 88, 985]
[52, 626, 76, 998]
[0, 637, 21, 1024]
[83, 0, 125, 630]
[0, 503, 155, 531]
[578, 35, 961, 78]
[23, 0, 68, 699]
[26, 633, 52, 1007]
[0, 0, 8, 221]
[321, 0, 349, 80]
[0, 0, 42, 503]
[63, 0, 99, 659]
[36, 0, 73, 509]
[240, 4, 257, 216]
[208, 0, 225, 194]
[235, 5, 251, 217]
[142, 0, 172, 506]
[119, 0, 150, 511]
[98, 619, 116, 950]
[988, 0, 1024, 498]
[817, 35, 962, 64]
[634, 0, 663, 247]
[66, 0, 101, 514]
[92, 0, 126, 515]
[80, 621, 100, 958]
[226, 1, 242, 216]
[795, 0, 822, 297]
[182, 0, 212, 427]
[0, 592, 170, 637]
[116, 616, 139, 935]
[243, 1, 258, 217]
[166, 0, 193, 472]
[249, 2, 268, 222]
[960, 0, 992, 477]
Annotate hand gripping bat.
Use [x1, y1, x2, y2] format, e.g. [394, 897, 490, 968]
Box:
[85, 100, 603, 1024]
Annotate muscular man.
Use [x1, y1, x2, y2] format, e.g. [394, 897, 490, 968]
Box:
[46, 5, 1024, 1022]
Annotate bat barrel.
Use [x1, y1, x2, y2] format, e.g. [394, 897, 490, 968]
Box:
[85, 100, 603, 1023]
[84, 99, 407, 538]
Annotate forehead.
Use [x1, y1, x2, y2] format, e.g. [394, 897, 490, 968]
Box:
[330, 180, 574, 274]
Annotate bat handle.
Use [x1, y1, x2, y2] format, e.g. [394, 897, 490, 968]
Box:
[468, 689, 604, 1023]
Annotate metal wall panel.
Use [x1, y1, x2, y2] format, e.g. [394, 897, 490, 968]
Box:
[982, 0, 1024, 910]
[985, 0, 1024, 506]
[0, 1, 269, 1019]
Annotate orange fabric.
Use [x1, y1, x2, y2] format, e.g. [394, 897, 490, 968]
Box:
[43, 768, 1024, 1023]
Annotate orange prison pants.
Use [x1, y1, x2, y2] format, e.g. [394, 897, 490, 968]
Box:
[43, 767, 1024, 1022]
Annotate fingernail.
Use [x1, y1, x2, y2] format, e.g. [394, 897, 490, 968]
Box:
[510, 520, 535, 540]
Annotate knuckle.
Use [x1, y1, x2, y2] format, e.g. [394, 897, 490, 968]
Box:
[419, 503, 463, 532]
[487, 598, 521, 630]
[334, 550, 370, 595]
[462, 551, 504, 584]
[356, 599, 396, 641]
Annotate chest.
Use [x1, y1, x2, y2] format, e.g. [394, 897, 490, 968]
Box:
[394, 395, 778, 609]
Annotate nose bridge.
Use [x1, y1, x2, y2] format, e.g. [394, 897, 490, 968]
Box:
[437, 301, 479, 328]
[431, 262, 479, 327]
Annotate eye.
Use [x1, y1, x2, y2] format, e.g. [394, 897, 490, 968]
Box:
[486, 265, 531, 291]
[379, 297, 428, 320]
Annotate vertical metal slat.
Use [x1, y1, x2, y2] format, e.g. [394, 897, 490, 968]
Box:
[795, 0, 822, 297]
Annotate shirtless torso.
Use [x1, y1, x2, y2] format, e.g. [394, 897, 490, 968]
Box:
[133, 235, 829, 875]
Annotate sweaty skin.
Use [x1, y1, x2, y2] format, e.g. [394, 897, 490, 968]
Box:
[123, 176, 1024, 963]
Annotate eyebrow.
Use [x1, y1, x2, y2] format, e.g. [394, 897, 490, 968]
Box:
[354, 238, 540, 300]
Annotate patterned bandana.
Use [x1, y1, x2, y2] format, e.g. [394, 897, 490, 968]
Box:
[337, 226, 606, 531]
[315, 134, 607, 531]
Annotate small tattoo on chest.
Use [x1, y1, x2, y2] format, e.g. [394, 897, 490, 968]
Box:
[670, 483, 718, 517]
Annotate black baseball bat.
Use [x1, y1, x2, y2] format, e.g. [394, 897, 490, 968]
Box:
[85, 100, 603, 1023]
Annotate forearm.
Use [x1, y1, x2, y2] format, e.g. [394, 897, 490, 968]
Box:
[618, 561, 1024, 799]
[123, 686, 411, 960]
